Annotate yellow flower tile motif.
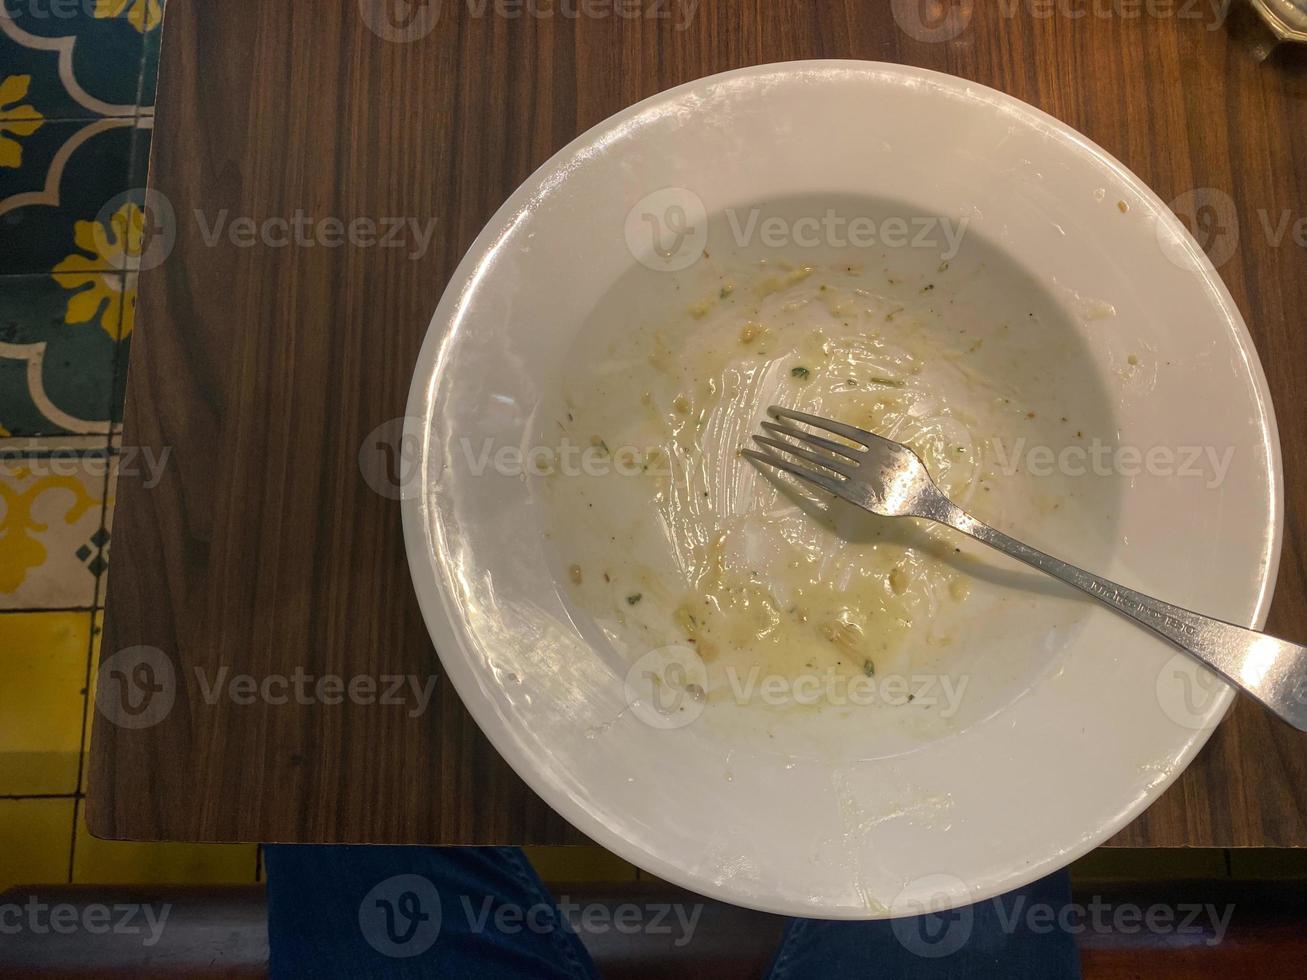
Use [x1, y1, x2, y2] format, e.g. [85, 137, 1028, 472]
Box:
[0, 454, 106, 608]
[52, 204, 144, 339]
[94, 0, 164, 34]
[0, 798, 76, 891]
[0, 611, 91, 796]
[0, 75, 45, 169]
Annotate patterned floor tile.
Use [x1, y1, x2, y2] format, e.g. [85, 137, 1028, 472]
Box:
[0, 74, 45, 167]
[72, 807, 258, 884]
[106, 125, 150, 426]
[0, 116, 135, 274]
[0, 274, 121, 437]
[0, 610, 92, 795]
[0, 6, 148, 119]
[0, 440, 111, 609]
[126, 116, 150, 197]
[139, 14, 161, 110]
[0, 798, 76, 890]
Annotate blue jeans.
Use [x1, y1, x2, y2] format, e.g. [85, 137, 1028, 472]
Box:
[265, 845, 1080, 978]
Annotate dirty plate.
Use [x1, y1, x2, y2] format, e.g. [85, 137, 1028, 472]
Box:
[402, 62, 1280, 917]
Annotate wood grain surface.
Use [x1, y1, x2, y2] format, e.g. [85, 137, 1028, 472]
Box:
[88, 0, 1307, 846]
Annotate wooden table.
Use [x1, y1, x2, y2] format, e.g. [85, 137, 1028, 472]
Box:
[89, 0, 1307, 848]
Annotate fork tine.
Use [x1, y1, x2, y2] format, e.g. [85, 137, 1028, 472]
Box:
[752, 435, 858, 478]
[741, 448, 851, 500]
[761, 421, 864, 462]
[767, 406, 880, 448]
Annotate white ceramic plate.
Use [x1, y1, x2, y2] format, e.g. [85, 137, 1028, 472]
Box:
[402, 62, 1281, 918]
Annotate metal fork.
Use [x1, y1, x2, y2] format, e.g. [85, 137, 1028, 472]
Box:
[744, 406, 1307, 731]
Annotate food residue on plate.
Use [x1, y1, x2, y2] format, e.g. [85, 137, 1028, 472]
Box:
[543, 253, 1114, 720]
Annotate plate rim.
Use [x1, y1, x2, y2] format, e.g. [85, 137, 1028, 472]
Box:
[401, 59, 1284, 917]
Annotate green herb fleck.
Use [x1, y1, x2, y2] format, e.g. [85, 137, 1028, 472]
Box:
[626, 593, 643, 606]
[862, 659, 876, 678]
[867, 376, 905, 388]
[791, 366, 810, 379]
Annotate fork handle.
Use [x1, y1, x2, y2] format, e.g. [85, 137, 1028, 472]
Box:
[927, 499, 1307, 731]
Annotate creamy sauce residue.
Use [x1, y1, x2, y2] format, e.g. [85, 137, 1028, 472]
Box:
[544, 257, 1072, 704]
